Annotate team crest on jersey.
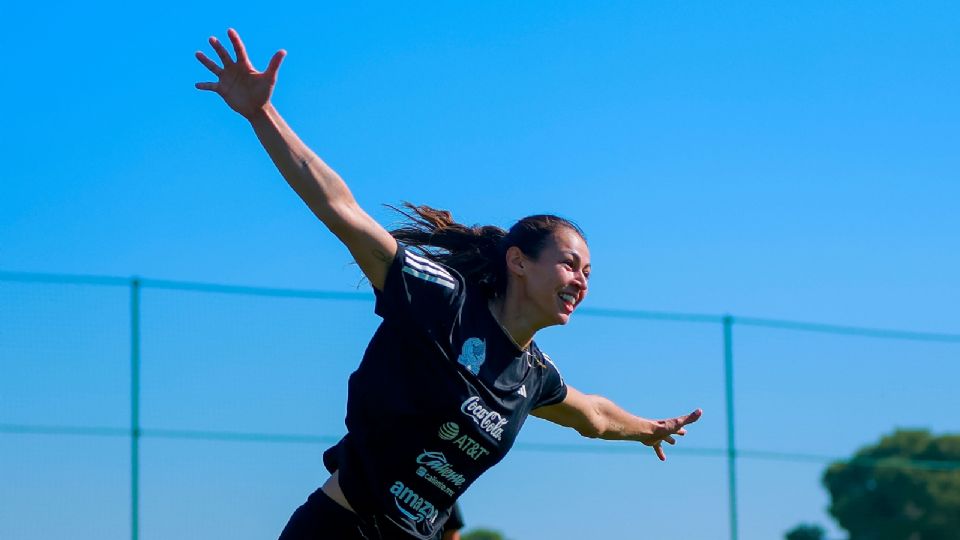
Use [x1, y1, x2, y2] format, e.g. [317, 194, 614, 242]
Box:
[458, 338, 486, 375]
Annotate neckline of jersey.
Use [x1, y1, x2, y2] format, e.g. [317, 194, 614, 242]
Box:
[482, 297, 536, 393]
[486, 301, 529, 353]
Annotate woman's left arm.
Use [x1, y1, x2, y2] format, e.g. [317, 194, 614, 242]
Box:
[531, 386, 702, 461]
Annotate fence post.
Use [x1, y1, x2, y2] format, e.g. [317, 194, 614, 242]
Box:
[723, 314, 738, 540]
[130, 278, 141, 540]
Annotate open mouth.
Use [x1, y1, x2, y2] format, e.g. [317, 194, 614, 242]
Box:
[558, 292, 577, 312]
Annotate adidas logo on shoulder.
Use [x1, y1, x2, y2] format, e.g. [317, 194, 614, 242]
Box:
[403, 251, 456, 290]
[516, 384, 527, 398]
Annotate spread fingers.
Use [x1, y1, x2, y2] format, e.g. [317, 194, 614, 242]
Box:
[209, 36, 233, 66]
[227, 28, 250, 66]
[195, 52, 222, 76]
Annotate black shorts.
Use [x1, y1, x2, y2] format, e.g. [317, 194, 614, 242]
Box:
[278, 488, 374, 540]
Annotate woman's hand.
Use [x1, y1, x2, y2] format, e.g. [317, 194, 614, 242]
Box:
[195, 29, 286, 120]
[641, 408, 703, 461]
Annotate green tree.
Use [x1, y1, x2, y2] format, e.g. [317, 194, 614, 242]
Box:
[823, 429, 960, 540]
[461, 529, 506, 540]
[785, 523, 825, 540]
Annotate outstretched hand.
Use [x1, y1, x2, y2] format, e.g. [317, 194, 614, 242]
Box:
[643, 408, 702, 461]
[195, 29, 286, 119]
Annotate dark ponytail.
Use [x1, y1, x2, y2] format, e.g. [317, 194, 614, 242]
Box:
[389, 202, 585, 298]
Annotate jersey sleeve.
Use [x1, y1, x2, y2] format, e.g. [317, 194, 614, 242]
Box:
[443, 503, 464, 532]
[322, 438, 344, 473]
[534, 351, 568, 408]
[374, 245, 466, 336]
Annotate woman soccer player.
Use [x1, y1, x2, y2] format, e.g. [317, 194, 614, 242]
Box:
[196, 29, 702, 540]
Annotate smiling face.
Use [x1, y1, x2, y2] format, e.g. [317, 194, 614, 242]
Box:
[509, 227, 591, 329]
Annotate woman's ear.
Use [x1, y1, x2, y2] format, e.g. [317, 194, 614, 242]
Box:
[505, 246, 526, 277]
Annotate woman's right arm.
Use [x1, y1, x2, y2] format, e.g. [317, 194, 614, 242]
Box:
[247, 103, 397, 290]
[196, 29, 396, 290]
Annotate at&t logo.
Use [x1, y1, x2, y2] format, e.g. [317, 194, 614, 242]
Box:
[438, 422, 459, 441]
[438, 421, 491, 460]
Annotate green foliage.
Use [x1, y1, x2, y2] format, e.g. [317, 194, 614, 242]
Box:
[785, 523, 825, 540]
[823, 429, 960, 540]
[461, 529, 507, 540]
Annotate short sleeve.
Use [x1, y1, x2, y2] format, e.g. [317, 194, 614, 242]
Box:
[534, 351, 568, 408]
[322, 438, 344, 473]
[374, 245, 466, 336]
[443, 503, 464, 532]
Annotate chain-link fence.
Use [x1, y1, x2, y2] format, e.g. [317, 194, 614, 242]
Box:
[2, 271, 958, 540]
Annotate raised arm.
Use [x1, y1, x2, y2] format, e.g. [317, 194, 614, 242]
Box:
[195, 29, 396, 289]
[532, 386, 702, 461]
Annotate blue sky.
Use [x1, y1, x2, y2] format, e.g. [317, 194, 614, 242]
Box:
[2, 2, 959, 540]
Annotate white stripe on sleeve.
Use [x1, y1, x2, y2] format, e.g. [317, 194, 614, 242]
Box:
[402, 266, 457, 289]
[405, 251, 455, 279]
[541, 352, 565, 386]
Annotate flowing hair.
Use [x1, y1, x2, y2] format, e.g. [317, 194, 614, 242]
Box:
[388, 202, 585, 298]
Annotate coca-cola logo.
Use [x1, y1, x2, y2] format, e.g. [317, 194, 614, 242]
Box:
[460, 396, 508, 441]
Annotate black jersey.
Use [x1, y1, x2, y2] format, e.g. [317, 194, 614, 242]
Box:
[443, 503, 464, 533]
[328, 246, 567, 540]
